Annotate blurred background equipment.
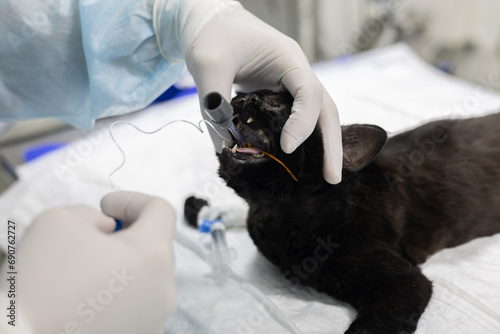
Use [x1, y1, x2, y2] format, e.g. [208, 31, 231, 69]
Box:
[239, 0, 500, 89]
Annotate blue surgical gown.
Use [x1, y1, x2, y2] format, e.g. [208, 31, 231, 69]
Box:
[0, 0, 188, 128]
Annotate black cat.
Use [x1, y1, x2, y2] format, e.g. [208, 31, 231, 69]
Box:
[212, 90, 500, 334]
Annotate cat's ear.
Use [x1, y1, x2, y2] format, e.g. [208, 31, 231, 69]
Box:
[342, 124, 387, 172]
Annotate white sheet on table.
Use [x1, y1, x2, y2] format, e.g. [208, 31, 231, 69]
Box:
[1, 44, 500, 333]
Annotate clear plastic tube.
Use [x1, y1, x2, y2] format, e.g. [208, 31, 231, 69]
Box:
[206, 222, 236, 281]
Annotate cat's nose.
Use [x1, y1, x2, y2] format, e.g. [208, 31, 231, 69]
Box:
[243, 93, 260, 107]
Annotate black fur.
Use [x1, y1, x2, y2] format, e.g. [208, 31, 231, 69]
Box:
[217, 90, 500, 333]
[184, 196, 209, 228]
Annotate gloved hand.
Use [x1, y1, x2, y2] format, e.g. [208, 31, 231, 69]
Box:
[0, 192, 176, 334]
[178, 0, 342, 184]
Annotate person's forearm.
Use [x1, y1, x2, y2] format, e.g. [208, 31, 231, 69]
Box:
[0, 0, 187, 129]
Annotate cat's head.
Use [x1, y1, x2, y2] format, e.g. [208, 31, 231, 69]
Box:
[218, 90, 387, 199]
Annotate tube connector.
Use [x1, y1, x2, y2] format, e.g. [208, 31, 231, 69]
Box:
[203, 92, 233, 128]
[203, 92, 246, 152]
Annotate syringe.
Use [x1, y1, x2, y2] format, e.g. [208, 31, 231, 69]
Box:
[203, 220, 236, 280]
[183, 196, 239, 281]
[209, 221, 232, 266]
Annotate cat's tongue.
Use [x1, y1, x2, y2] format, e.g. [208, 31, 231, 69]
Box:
[236, 147, 260, 154]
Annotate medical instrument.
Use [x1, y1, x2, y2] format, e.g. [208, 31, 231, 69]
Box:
[172, 228, 303, 334]
[203, 92, 247, 152]
[108, 119, 232, 190]
[246, 143, 300, 182]
[197, 218, 237, 280]
[205, 221, 237, 280]
[202, 92, 299, 182]
[183, 196, 239, 279]
[108, 92, 247, 190]
[114, 219, 123, 232]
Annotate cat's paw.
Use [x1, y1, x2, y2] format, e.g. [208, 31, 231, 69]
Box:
[344, 318, 418, 334]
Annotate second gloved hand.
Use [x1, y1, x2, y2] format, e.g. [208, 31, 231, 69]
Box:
[0, 192, 176, 334]
[177, 0, 342, 184]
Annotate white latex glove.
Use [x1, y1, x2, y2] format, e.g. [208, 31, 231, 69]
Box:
[177, 0, 342, 184]
[0, 192, 176, 334]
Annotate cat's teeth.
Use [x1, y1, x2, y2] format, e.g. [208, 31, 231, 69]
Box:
[222, 140, 227, 149]
[231, 144, 238, 154]
[247, 117, 254, 123]
[231, 113, 240, 120]
[263, 137, 270, 144]
[258, 130, 265, 136]
[253, 153, 265, 158]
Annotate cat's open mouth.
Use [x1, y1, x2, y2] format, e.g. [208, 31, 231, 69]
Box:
[221, 113, 274, 163]
[218, 91, 300, 183]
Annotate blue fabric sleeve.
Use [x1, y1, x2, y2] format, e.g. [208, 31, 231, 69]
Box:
[0, 0, 188, 129]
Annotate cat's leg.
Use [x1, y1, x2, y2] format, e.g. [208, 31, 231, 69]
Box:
[338, 247, 433, 334]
